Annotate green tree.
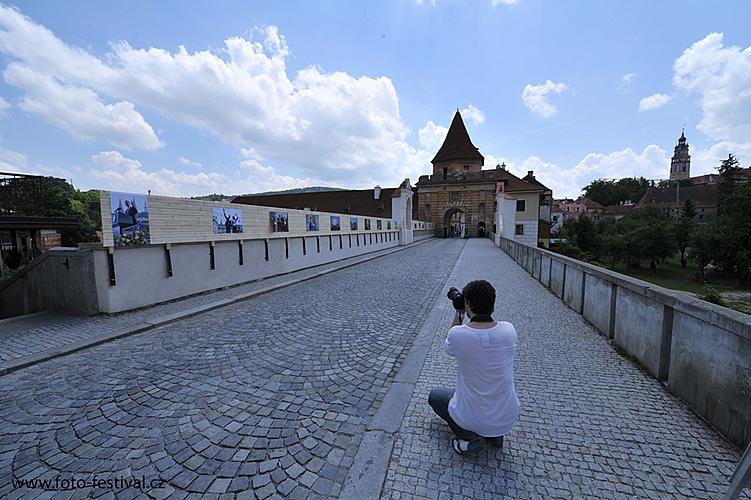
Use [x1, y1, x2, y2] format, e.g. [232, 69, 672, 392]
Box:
[681, 198, 697, 220]
[597, 220, 626, 269]
[582, 177, 653, 206]
[712, 180, 751, 284]
[620, 206, 675, 271]
[673, 215, 693, 268]
[566, 214, 599, 257]
[689, 223, 719, 283]
[39, 177, 101, 246]
[717, 154, 742, 208]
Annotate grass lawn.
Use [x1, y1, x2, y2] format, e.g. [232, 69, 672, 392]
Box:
[596, 255, 751, 315]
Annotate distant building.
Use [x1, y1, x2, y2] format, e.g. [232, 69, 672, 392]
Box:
[416, 110, 553, 245]
[233, 185, 416, 220]
[602, 202, 635, 221]
[555, 197, 603, 222]
[670, 130, 691, 181]
[637, 184, 719, 223]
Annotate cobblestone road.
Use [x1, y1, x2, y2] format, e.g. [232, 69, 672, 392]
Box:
[0, 239, 463, 499]
[0, 245, 413, 365]
[382, 239, 747, 499]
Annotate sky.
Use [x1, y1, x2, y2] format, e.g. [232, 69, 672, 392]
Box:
[0, 1, 750, 199]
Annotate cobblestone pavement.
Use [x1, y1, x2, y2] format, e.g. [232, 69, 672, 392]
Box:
[0, 244, 415, 364]
[0, 239, 463, 499]
[382, 238, 747, 499]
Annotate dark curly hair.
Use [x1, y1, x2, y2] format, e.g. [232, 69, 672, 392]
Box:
[462, 280, 496, 315]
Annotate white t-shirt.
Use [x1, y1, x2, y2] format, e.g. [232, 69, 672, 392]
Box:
[444, 321, 520, 437]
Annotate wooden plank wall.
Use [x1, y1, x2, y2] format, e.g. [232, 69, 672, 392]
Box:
[101, 191, 431, 247]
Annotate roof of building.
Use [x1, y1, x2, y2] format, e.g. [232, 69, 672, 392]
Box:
[522, 171, 551, 192]
[578, 197, 604, 209]
[604, 204, 635, 215]
[417, 167, 547, 193]
[431, 111, 484, 165]
[637, 184, 720, 207]
[233, 187, 418, 219]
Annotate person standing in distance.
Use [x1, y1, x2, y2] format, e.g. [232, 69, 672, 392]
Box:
[428, 280, 520, 454]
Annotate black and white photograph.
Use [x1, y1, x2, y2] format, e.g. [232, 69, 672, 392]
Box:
[365, 219, 371, 230]
[306, 214, 320, 231]
[330, 216, 341, 231]
[377, 220, 382, 230]
[212, 207, 243, 234]
[387, 221, 391, 230]
[350, 216, 358, 231]
[110, 192, 150, 247]
[270, 211, 289, 232]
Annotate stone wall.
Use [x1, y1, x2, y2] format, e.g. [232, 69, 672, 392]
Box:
[93, 230, 403, 314]
[494, 234, 751, 448]
[0, 248, 98, 318]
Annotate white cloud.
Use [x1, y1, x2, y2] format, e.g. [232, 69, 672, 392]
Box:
[3, 63, 163, 150]
[86, 151, 325, 197]
[521, 80, 568, 118]
[638, 93, 672, 112]
[0, 6, 433, 188]
[617, 72, 636, 93]
[501, 145, 669, 199]
[178, 157, 203, 169]
[418, 121, 448, 152]
[673, 32, 751, 144]
[459, 104, 485, 126]
[490, 0, 518, 5]
[0, 146, 27, 171]
[0, 95, 8, 112]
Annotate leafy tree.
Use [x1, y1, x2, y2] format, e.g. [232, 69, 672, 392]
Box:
[681, 198, 697, 220]
[689, 223, 719, 283]
[597, 220, 626, 269]
[39, 177, 101, 246]
[717, 154, 742, 208]
[564, 214, 599, 257]
[582, 177, 653, 207]
[620, 206, 675, 271]
[673, 215, 694, 268]
[712, 180, 751, 284]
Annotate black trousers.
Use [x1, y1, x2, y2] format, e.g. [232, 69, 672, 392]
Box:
[428, 388, 481, 441]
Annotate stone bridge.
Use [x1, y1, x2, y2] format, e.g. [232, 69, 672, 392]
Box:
[0, 239, 746, 499]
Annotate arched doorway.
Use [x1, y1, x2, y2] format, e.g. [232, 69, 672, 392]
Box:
[443, 208, 465, 238]
[478, 221, 486, 238]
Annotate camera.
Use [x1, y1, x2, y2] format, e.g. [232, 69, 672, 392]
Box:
[447, 287, 465, 310]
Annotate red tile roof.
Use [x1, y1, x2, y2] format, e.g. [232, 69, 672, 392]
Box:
[431, 111, 484, 165]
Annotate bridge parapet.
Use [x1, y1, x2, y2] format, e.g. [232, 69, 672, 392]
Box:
[494, 235, 751, 449]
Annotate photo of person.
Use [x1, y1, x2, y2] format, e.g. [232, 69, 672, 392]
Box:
[212, 207, 244, 234]
[270, 211, 289, 232]
[365, 219, 371, 230]
[387, 221, 391, 230]
[350, 217, 358, 231]
[377, 220, 382, 230]
[110, 192, 150, 247]
[306, 214, 320, 231]
[330, 216, 341, 231]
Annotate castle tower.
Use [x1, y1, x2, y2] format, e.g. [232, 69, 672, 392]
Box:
[431, 110, 484, 179]
[670, 130, 690, 181]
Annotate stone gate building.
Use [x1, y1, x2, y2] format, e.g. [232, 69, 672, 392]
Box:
[416, 110, 552, 245]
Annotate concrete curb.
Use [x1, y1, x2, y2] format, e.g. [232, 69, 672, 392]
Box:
[340, 240, 466, 499]
[0, 237, 435, 377]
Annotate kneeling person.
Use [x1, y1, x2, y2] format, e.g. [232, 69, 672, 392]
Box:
[428, 280, 520, 454]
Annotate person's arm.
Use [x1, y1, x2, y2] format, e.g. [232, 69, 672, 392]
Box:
[445, 310, 464, 356]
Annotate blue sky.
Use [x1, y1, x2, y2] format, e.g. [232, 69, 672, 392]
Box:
[0, 1, 750, 198]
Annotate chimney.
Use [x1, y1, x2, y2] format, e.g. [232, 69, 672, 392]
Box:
[527, 170, 534, 178]
[374, 185, 381, 199]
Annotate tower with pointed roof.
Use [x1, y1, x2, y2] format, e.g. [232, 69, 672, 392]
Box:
[670, 130, 690, 181]
[416, 109, 553, 244]
[431, 110, 484, 178]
